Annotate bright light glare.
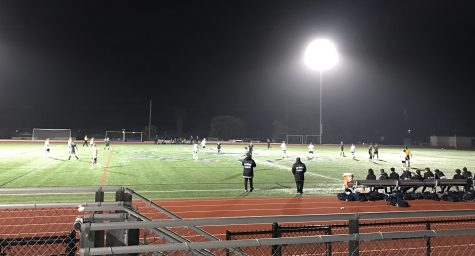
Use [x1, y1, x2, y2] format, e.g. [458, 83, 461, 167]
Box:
[304, 39, 339, 71]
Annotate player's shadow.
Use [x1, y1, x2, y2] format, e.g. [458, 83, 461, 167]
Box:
[237, 191, 250, 197]
[377, 159, 387, 162]
[352, 158, 360, 161]
[371, 161, 382, 166]
[50, 157, 66, 162]
[275, 183, 291, 189]
[220, 173, 243, 181]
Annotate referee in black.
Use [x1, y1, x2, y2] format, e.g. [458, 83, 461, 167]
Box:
[292, 157, 307, 194]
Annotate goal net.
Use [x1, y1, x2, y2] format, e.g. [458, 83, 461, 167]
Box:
[286, 135, 303, 144]
[305, 135, 321, 144]
[32, 128, 71, 141]
[105, 131, 143, 142]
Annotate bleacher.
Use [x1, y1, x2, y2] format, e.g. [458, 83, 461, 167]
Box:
[348, 179, 470, 193]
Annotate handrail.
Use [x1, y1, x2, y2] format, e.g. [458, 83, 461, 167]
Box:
[80, 228, 475, 255]
[83, 209, 475, 231]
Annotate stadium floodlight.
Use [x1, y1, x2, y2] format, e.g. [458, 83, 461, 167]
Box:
[303, 38, 339, 144]
[304, 39, 338, 71]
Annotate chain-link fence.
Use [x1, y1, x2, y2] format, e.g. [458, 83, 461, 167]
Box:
[2, 187, 475, 256]
[224, 218, 475, 256]
[0, 206, 79, 256]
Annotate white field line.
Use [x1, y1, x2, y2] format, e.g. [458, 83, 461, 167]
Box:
[0, 186, 345, 196]
[257, 158, 341, 182]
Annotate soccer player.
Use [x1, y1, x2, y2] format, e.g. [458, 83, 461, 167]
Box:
[68, 140, 79, 160]
[267, 139, 271, 150]
[339, 141, 345, 157]
[350, 144, 356, 159]
[200, 138, 206, 152]
[373, 144, 379, 160]
[368, 144, 373, 161]
[104, 137, 110, 150]
[242, 153, 256, 192]
[243, 146, 249, 156]
[216, 142, 221, 154]
[90, 144, 98, 168]
[248, 142, 254, 155]
[193, 143, 199, 160]
[405, 146, 413, 168]
[280, 141, 287, 158]
[83, 135, 89, 147]
[44, 138, 50, 157]
[307, 143, 315, 159]
[400, 149, 407, 170]
[89, 137, 95, 147]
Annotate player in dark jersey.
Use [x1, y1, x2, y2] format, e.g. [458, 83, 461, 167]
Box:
[373, 144, 379, 160]
[339, 141, 345, 157]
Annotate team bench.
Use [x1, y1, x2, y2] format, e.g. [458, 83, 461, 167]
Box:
[348, 179, 470, 193]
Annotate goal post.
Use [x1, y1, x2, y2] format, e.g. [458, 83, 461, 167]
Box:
[286, 135, 304, 144]
[105, 130, 143, 142]
[304, 135, 321, 144]
[32, 128, 71, 141]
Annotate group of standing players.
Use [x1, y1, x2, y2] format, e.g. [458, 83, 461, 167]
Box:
[43, 135, 111, 169]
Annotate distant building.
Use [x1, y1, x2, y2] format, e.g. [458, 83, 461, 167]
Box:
[430, 136, 475, 148]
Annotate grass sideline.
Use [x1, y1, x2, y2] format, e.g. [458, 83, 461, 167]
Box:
[0, 142, 474, 203]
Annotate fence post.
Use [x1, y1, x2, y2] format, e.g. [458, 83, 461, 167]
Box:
[94, 188, 105, 247]
[271, 222, 282, 256]
[64, 229, 77, 256]
[348, 213, 360, 256]
[225, 230, 231, 256]
[426, 222, 431, 256]
[325, 227, 332, 256]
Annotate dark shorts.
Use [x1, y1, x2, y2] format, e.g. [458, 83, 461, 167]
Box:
[309, 151, 313, 154]
[93, 157, 97, 163]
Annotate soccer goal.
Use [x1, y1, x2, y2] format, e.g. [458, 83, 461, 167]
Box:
[105, 130, 143, 142]
[304, 135, 321, 144]
[286, 135, 304, 144]
[32, 128, 71, 141]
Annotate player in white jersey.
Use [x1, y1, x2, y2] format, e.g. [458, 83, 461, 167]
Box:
[200, 138, 206, 153]
[350, 144, 356, 159]
[89, 137, 95, 147]
[91, 144, 98, 168]
[68, 140, 79, 160]
[44, 138, 50, 157]
[307, 143, 315, 159]
[193, 143, 199, 160]
[104, 137, 110, 150]
[281, 141, 287, 158]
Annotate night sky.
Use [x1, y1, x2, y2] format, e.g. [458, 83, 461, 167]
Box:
[0, 1, 474, 143]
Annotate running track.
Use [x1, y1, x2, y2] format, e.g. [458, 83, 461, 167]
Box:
[143, 196, 475, 239]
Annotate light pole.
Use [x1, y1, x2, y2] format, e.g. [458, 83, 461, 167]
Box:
[304, 38, 338, 144]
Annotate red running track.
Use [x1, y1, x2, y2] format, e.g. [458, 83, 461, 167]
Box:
[148, 196, 475, 239]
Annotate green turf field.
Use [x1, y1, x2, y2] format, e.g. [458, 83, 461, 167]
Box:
[0, 142, 474, 203]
